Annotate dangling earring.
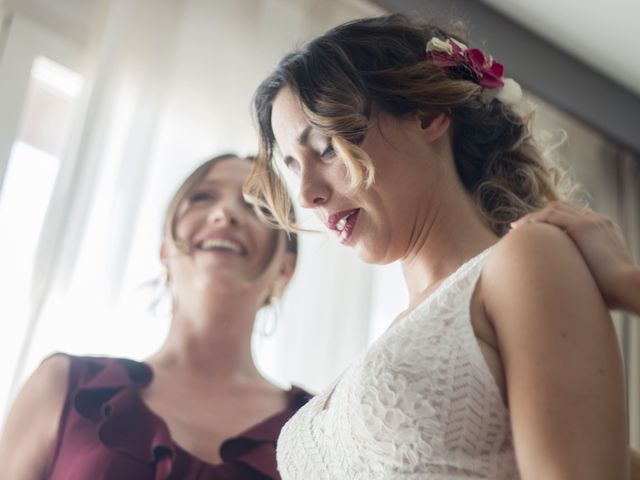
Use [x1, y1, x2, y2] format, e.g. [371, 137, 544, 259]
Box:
[269, 281, 285, 304]
[258, 281, 284, 337]
[160, 265, 170, 285]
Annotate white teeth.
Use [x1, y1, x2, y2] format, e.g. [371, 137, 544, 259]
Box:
[336, 210, 357, 232]
[199, 238, 243, 254]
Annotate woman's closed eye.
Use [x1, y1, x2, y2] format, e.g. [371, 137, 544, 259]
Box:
[282, 143, 334, 176]
[320, 142, 335, 160]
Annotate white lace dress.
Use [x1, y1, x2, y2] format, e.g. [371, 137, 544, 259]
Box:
[277, 247, 520, 479]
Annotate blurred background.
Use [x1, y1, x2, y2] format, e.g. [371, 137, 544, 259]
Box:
[0, 0, 637, 449]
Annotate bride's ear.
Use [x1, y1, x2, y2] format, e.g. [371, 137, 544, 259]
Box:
[416, 111, 450, 143]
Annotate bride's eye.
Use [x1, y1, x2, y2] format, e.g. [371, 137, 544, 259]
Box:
[320, 142, 335, 160]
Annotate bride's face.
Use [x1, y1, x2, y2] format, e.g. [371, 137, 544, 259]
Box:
[270, 87, 452, 265]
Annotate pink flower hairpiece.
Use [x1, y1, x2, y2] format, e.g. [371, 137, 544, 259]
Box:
[425, 37, 522, 105]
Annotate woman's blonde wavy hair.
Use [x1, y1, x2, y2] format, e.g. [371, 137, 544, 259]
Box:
[164, 153, 298, 255]
[244, 14, 574, 236]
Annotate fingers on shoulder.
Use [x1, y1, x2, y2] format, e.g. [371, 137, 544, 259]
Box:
[511, 201, 575, 227]
[513, 202, 619, 238]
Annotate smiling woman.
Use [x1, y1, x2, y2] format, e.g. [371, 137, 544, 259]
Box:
[162, 155, 296, 291]
[0, 154, 309, 480]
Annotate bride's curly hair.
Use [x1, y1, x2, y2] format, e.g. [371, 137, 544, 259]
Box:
[244, 14, 574, 236]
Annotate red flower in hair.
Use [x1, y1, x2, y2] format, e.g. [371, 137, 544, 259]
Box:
[464, 48, 504, 89]
[425, 37, 522, 104]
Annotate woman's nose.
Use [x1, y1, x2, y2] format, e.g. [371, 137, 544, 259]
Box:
[297, 165, 331, 209]
[207, 201, 240, 225]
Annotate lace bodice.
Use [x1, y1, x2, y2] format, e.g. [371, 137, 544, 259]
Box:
[277, 247, 520, 479]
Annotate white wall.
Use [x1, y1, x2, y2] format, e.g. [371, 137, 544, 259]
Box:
[5, 0, 388, 401]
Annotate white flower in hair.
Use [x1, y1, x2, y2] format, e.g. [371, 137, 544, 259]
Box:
[495, 78, 523, 105]
[426, 37, 453, 55]
[480, 78, 523, 105]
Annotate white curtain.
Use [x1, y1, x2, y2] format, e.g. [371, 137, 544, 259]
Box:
[11, 0, 189, 393]
[3, 0, 387, 420]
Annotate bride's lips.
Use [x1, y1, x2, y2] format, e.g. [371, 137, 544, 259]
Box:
[325, 208, 360, 245]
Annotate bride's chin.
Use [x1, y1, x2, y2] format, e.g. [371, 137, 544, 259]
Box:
[354, 242, 380, 265]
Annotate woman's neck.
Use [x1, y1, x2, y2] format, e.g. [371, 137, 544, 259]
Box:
[147, 289, 264, 384]
[401, 194, 498, 307]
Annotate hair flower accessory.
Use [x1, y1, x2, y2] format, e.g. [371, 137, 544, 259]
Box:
[425, 37, 522, 105]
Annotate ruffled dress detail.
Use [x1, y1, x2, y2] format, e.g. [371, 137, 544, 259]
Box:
[45, 355, 310, 480]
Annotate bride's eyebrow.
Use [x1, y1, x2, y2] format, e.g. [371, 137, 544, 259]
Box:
[297, 125, 311, 146]
[277, 126, 313, 167]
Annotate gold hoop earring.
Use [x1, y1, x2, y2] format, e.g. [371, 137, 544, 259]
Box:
[269, 281, 285, 304]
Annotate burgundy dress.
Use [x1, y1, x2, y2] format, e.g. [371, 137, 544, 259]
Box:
[44, 355, 311, 480]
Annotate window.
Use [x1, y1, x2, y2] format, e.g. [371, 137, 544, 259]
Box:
[0, 56, 83, 419]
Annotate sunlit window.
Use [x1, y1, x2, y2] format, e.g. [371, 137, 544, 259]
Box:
[0, 56, 83, 417]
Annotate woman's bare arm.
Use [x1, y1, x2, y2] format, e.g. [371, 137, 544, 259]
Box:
[484, 222, 628, 479]
[0, 354, 69, 480]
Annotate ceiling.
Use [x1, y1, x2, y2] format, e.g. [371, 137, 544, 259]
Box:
[7, 0, 640, 95]
[6, 0, 640, 100]
[4, 0, 101, 44]
[478, 0, 640, 97]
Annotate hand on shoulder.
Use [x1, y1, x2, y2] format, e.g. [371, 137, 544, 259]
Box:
[512, 201, 638, 312]
[484, 220, 599, 314]
[0, 354, 70, 480]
